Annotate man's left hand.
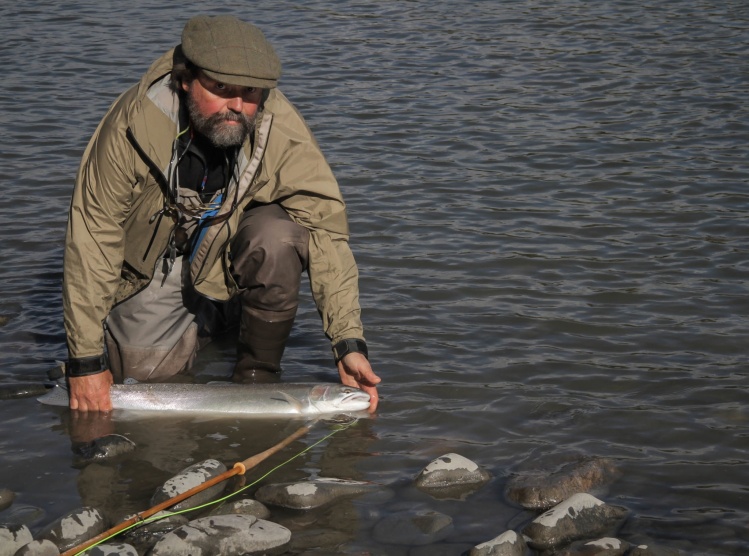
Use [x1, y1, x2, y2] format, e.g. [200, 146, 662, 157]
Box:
[337, 353, 381, 413]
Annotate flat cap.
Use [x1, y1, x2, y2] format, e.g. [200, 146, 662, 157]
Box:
[181, 15, 281, 88]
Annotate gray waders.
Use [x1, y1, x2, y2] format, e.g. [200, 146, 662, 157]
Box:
[105, 203, 309, 383]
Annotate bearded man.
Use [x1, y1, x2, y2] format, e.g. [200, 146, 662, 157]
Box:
[62, 15, 380, 412]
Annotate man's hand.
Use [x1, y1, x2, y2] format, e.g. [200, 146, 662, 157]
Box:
[337, 353, 381, 413]
[68, 371, 114, 412]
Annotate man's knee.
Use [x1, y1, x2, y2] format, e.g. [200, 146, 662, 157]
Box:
[230, 204, 310, 294]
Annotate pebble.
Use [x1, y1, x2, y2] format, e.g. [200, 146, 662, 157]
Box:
[150, 458, 227, 512]
[149, 514, 291, 556]
[36, 506, 107, 552]
[522, 493, 629, 550]
[469, 530, 527, 556]
[254, 477, 380, 510]
[0, 524, 33, 556]
[372, 509, 453, 546]
[506, 455, 621, 510]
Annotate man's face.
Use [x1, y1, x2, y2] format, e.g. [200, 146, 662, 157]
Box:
[182, 71, 264, 148]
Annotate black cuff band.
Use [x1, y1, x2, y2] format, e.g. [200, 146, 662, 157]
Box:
[67, 355, 108, 377]
[332, 339, 368, 363]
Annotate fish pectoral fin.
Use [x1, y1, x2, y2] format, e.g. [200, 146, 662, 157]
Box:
[274, 392, 304, 413]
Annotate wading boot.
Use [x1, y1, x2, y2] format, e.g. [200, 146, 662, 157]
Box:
[232, 314, 294, 384]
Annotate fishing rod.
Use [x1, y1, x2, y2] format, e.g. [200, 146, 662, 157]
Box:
[61, 424, 312, 556]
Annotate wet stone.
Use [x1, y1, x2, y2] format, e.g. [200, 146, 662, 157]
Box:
[415, 453, 491, 496]
[372, 509, 453, 546]
[74, 434, 136, 462]
[86, 543, 138, 556]
[254, 477, 380, 510]
[149, 514, 291, 556]
[0, 383, 49, 400]
[0, 488, 14, 512]
[12, 539, 60, 556]
[556, 537, 630, 555]
[208, 498, 271, 519]
[628, 544, 682, 556]
[522, 493, 628, 550]
[470, 530, 527, 556]
[0, 524, 33, 556]
[37, 506, 107, 552]
[150, 459, 227, 512]
[506, 455, 621, 510]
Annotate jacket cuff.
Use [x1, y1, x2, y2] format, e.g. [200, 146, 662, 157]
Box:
[67, 354, 108, 377]
[331, 338, 368, 363]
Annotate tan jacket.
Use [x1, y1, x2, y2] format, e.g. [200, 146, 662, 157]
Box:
[63, 50, 364, 362]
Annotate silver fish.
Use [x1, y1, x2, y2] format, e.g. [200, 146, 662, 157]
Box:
[37, 382, 370, 416]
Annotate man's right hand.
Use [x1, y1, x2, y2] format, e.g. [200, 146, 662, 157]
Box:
[68, 371, 114, 412]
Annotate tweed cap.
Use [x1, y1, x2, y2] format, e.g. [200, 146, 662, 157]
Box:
[181, 15, 281, 88]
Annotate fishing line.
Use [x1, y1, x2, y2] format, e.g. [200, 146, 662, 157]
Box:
[71, 418, 359, 556]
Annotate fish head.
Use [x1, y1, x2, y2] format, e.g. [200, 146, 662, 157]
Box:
[309, 384, 371, 413]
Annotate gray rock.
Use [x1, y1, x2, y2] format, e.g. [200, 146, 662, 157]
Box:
[0, 524, 33, 556]
[0, 315, 9, 327]
[372, 509, 453, 546]
[0, 489, 14, 512]
[415, 453, 491, 493]
[410, 543, 476, 556]
[74, 435, 136, 462]
[255, 478, 379, 510]
[85, 543, 138, 556]
[469, 530, 527, 556]
[11, 539, 59, 556]
[506, 455, 621, 511]
[207, 498, 271, 519]
[555, 537, 630, 555]
[149, 514, 290, 556]
[0, 504, 46, 528]
[150, 459, 227, 512]
[36, 506, 107, 552]
[522, 493, 628, 550]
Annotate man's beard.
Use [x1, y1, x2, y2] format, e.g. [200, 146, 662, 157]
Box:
[186, 93, 256, 149]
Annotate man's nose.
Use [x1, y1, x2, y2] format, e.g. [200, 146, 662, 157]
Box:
[227, 96, 244, 112]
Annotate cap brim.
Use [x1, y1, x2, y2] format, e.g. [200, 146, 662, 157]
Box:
[201, 68, 277, 89]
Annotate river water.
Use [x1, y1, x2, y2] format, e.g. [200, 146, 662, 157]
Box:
[0, 1, 747, 554]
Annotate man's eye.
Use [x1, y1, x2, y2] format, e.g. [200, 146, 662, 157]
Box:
[215, 82, 227, 91]
[245, 87, 257, 95]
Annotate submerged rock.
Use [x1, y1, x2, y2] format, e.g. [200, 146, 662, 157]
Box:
[522, 493, 628, 550]
[150, 459, 227, 512]
[372, 509, 453, 546]
[37, 506, 107, 552]
[0, 524, 33, 556]
[149, 514, 290, 556]
[629, 544, 682, 556]
[12, 539, 59, 556]
[469, 530, 527, 556]
[556, 537, 630, 555]
[0, 504, 46, 528]
[0, 383, 49, 400]
[255, 477, 379, 510]
[122, 512, 189, 554]
[207, 498, 271, 519]
[415, 453, 491, 498]
[74, 434, 136, 462]
[0, 488, 14, 512]
[506, 455, 621, 510]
